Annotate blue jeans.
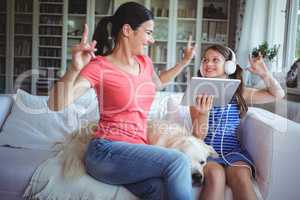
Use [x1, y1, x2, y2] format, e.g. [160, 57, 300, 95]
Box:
[84, 138, 193, 200]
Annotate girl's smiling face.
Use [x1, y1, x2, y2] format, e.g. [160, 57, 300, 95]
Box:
[201, 49, 227, 78]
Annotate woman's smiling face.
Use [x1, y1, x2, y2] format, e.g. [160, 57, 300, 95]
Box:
[130, 20, 155, 55]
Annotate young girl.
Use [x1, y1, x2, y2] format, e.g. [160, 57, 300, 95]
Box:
[190, 44, 284, 200]
[48, 2, 196, 200]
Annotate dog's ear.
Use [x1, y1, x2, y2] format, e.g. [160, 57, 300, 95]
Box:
[207, 145, 218, 158]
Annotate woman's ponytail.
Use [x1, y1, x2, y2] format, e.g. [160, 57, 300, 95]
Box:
[92, 16, 114, 56]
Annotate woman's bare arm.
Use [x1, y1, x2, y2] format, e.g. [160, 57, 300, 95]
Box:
[156, 36, 196, 87]
[48, 24, 97, 111]
[48, 69, 90, 111]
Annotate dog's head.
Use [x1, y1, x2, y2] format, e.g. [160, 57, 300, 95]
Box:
[170, 137, 218, 185]
[147, 119, 219, 185]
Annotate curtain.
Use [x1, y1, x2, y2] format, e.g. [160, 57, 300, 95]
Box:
[234, 0, 247, 51]
[236, 0, 287, 86]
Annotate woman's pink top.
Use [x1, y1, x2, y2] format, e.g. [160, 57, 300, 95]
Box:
[80, 55, 156, 144]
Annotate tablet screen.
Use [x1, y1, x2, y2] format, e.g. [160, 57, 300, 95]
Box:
[181, 77, 241, 107]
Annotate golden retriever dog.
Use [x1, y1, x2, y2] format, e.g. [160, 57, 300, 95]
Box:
[56, 120, 217, 185]
[147, 119, 218, 185]
[54, 122, 97, 180]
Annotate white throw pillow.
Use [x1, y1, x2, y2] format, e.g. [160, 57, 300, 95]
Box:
[163, 96, 193, 132]
[148, 91, 185, 120]
[0, 89, 99, 150]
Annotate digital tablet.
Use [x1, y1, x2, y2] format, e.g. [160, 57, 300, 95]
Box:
[181, 77, 241, 107]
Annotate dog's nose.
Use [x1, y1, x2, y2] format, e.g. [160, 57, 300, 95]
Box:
[192, 172, 203, 185]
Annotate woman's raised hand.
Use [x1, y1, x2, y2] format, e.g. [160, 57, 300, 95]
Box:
[71, 24, 97, 71]
[181, 35, 197, 66]
[194, 94, 213, 115]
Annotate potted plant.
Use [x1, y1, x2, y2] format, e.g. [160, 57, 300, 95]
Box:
[251, 41, 280, 62]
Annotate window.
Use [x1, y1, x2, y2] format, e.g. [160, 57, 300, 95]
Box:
[296, 0, 300, 58]
[283, 0, 300, 68]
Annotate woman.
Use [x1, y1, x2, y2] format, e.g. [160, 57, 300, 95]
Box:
[189, 45, 284, 200]
[48, 2, 196, 200]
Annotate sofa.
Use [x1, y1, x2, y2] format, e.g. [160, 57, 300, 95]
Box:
[0, 89, 300, 200]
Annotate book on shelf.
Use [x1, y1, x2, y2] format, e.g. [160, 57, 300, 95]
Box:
[15, 0, 33, 13]
[40, 37, 61, 46]
[151, 7, 169, 17]
[202, 21, 209, 42]
[39, 26, 62, 35]
[177, 7, 196, 18]
[68, 1, 86, 14]
[39, 48, 61, 57]
[215, 22, 222, 42]
[150, 44, 167, 63]
[40, 15, 63, 25]
[39, 59, 61, 68]
[208, 21, 217, 42]
[40, 4, 63, 14]
[220, 23, 227, 43]
[15, 39, 31, 56]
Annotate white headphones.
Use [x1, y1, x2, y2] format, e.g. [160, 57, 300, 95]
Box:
[200, 47, 237, 76]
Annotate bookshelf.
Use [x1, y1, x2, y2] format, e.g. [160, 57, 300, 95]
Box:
[0, 0, 7, 93]
[94, 0, 113, 17]
[37, 0, 64, 95]
[66, 0, 87, 69]
[201, 0, 230, 54]
[13, 0, 34, 93]
[173, 0, 199, 92]
[149, 0, 170, 78]
[1, 0, 234, 94]
[148, 0, 231, 92]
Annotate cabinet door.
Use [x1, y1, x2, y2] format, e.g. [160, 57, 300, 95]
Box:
[201, 0, 230, 53]
[94, 0, 114, 41]
[114, 0, 146, 11]
[174, 0, 198, 92]
[0, 0, 7, 93]
[149, 0, 170, 77]
[38, 0, 64, 95]
[66, 0, 88, 68]
[13, 0, 34, 93]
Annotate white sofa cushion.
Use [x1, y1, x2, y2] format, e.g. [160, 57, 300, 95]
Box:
[23, 151, 138, 200]
[0, 90, 179, 150]
[148, 91, 184, 120]
[0, 89, 99, 150]
[163, 95, 192, 131]
[241, 107, 300, 200]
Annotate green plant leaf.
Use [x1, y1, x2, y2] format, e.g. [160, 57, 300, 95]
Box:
[251, 42, 280, 62]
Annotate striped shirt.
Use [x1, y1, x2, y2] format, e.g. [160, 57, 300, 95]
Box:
[204, 97, 241, 155]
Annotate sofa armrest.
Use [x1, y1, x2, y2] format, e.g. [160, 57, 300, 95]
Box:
[240, 107, 300, 200]
[0, 95, 13, 131]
